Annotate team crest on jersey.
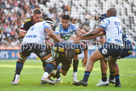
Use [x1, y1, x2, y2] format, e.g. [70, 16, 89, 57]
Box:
[100, 22, 105, 25]
[56, 27, 60, 30]
[102, 48, 107, 54]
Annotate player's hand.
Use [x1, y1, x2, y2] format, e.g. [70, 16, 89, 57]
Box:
[82, 58, 87, 67]
[73, 37, 80, 43]
[60, 39, 64, 42]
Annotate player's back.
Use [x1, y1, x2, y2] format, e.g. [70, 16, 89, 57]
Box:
[22, 21, 51, 44]
[100, 16, 123, 46]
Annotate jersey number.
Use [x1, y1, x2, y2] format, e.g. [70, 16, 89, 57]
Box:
[116, 26, 122, 35]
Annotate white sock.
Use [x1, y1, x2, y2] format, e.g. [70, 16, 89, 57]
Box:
[73, 72, 77, 76]
[43, 72, 49, 78]
[15, 74, 20, 80]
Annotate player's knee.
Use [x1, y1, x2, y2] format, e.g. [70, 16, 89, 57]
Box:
[74, 55, 79, 60]
[18, 53, 27, 62]
[88, 57, 96, 63]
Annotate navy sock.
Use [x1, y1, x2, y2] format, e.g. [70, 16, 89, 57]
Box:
[15, 61, 23, 75]
[45, 63, 54, 74]
[102, 73, 107, 82]
[73, 60, 79, 72]
[115, 74, 120, 84]
[83, 71, 90, 82]
[109, 72, 115, 80]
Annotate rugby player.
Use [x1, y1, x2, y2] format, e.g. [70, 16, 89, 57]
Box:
[19, 8, 42, 38]
[19, 8, 52, 72]
[73, 8, 123, 87]
[11, 19, 60, 85]
[40, 35, 88, 85]
[54, 15, 84, 82]
[96, 33, 133, 86]
[81, 14, 134, 86]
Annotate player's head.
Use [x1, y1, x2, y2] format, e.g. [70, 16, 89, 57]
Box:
[44, 17, 54, 29]
[106, 8, 117, 17]
[61, 15, 70, 30]
[32, 8, 42, 23]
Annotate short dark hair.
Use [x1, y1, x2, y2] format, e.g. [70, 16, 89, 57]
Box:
[33, 8, 42, 15]
[62, 15, 70, 20]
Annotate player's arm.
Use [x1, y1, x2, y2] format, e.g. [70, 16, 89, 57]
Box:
[19, 30, 26, 38]
[81, 31, 104, 40]
[55, 26, 64, 41]
[45, 28, 60, 42]
[82, 49, 88, 67]
[19, 21, 29, 38]
[82, 42, 88, 67]
[56, 34, 61, 38]
[81, 27, 105, 39]
[75, 29, 84, 38]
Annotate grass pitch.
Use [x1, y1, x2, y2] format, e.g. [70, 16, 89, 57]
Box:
[0, 58, 136, 91]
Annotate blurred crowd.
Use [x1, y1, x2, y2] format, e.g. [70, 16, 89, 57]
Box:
[0, 0, 104, 47]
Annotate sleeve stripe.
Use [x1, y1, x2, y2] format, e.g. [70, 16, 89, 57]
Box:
[44, 26, 51, 29]
[99, 26, 106, 32]
[20, 28, 27, 32]
[55, 32, 60, 34]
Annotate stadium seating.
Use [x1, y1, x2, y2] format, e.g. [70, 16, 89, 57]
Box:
[47, 0, 136, 42]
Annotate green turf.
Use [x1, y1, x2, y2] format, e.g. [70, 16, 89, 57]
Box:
[0, 58, 136, 91]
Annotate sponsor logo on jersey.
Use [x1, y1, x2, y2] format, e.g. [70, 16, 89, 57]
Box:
[102, 48, 107, 54]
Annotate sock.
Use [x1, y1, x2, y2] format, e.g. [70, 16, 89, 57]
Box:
[15, 61, 23, 75]
[83, 71, 90, 82]
[45, 63, 55, 74]
[73, 60, 79, 72]
[115, 74, 120, 85]
[73, 72, 77, 76]
[109, 72, 115, 80]
[43, 72, 49, 78]
[12, 74, 20, 81]
[102, 73, 107, 82]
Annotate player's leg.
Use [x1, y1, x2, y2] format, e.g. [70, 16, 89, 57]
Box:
[53, 56, 72, 83]
[108, 56, 121, 87]
[11, 44, 30, 85]
[60, 56, 72, 76]
[108, 60, 115, 84]
[11, 54, 27, 85]
[96, 58, 109, 86]
[41, 58, 56, 85]
[32, 44, 55, 84]
[74, 49, 105, 86]
[73, 55, 79, 82]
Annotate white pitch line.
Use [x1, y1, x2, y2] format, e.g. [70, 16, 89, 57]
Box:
[0, 72, 135, 77]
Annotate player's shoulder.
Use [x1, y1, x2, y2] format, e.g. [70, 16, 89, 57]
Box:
[42, 21, 52, 29]
[107, 16, 119, 21]
[102, 17, 111, 24]
[70, 23, 76, 27]
[69, 23, 78, 29]
[23, 17, 33, 24]
[56, 23, 62, 30]
[57, 23, 62, 27]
